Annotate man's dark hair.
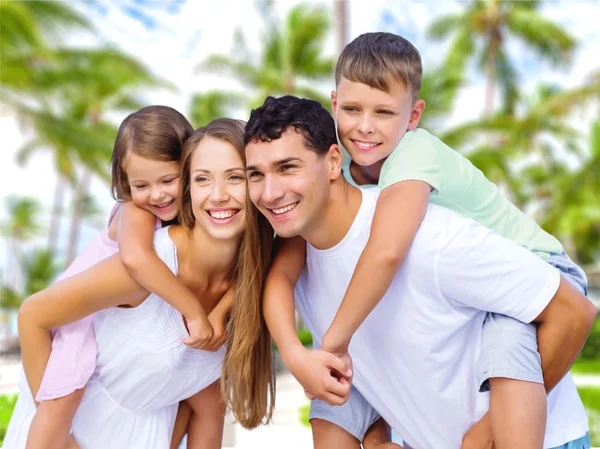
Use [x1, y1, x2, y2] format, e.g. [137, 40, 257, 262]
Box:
[244, 95, 336, 155]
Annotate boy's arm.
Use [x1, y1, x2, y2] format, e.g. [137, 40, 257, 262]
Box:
[263, 236, 351, 405]
[18, 254, 147, 398]
[322, 181, 431, 353]
[117, 202, 212, 347]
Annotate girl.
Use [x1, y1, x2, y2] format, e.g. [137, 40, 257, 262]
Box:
[5, 118, 274, 448]
[17, 106, 230, 449]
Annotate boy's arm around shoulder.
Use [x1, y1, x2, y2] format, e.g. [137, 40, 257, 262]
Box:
[322, 180, 431, 352]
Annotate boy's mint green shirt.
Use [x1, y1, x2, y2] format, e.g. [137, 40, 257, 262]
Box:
[346, 128, 563, 259]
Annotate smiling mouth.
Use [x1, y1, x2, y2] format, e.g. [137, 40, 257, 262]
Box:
[351, 139, 381, 150]
[269, 202, 298, 215]
[207, 209, 240, 220]
[153, 200, 174, 209]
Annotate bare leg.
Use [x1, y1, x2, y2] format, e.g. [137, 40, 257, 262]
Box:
[171, 401, 192, 449]
[363, 418, 403, 449]
[26, 389, 85, 449]
[186, 381, 226, 449]
[311, 418, 361, 449]
[489, 378, 546, 449]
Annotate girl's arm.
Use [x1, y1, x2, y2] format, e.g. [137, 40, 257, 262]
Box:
[18, 254, 148, 398]
[203, 286, 234, 352]
[322, 180, 431, 354]
[185, 381, 225, 449]
[117, 202, 212, 347]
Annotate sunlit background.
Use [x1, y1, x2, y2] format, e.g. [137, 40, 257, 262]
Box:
[1, 0, 599, 447]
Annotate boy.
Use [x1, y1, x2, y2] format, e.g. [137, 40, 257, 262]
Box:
[268, 32, 590, 448]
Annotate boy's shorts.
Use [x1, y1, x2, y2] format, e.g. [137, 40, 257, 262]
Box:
[550, 432, 591, 449]
[309, 385, 380, 441]
[477, 251, 588, 392]
[309, 252, 589, 443]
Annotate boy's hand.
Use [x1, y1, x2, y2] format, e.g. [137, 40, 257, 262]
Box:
[460, 413, 494, 449]
[284, 345, 353, 406]
[202, 309, 229, 352]
[182, 314, 214, 349]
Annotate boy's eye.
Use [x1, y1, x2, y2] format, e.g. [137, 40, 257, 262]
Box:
[342, 106, 359, 112]
[377, 110, 394, 115]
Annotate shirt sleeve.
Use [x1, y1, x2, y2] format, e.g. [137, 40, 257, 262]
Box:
[435, 212, 561, 323]
[379, 131, 445, 192]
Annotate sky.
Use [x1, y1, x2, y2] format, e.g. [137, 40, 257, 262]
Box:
[1, 0, 599, 274]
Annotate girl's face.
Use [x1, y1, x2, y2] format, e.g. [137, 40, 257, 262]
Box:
[189, 136, 247, 241]
[124, 153, 180, 222]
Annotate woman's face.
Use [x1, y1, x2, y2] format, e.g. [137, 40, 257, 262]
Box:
[188, 136, 247, 241]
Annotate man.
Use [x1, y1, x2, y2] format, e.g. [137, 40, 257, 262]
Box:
[244, 95, 595, 449]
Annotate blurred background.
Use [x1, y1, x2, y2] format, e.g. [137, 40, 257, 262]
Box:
[0, 0, 598, 447]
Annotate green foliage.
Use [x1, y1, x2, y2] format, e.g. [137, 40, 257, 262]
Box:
[576, 387, 600, 446]
[0, 394, 18, 446]
[579, 317, 600, 361]
[297, 328, 313, 347]
[299, 403, 311, 428]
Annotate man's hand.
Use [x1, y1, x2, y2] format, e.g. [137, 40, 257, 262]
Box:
[202, 309, 229, 352]
[460, 413, 494, 449]
[182, 314, 214, 349]
[285, 345, 353, 406]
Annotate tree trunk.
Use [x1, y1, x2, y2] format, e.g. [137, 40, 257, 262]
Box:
[48, 176, 66, 253]
[334, 0, 349, 57]
[484, 35, 499, 116]
[65, 170, 92, 267]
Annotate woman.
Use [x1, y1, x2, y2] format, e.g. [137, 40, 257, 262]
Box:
[5, 118, 275, 449]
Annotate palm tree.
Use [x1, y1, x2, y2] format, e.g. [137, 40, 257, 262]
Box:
[1, 196, 43, 288]
[199, 2, 335, 110]
[428, 0, 576, 115]
[189, 91, 245, 128]
[334, 0, 349, 57]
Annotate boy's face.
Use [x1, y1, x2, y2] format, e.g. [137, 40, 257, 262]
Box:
[245, 128, 341, 239]
[332, 77, 425, 168]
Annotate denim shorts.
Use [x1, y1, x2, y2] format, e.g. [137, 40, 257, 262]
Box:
[477, 251, 588, 391]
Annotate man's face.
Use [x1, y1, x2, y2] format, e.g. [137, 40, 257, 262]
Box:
[245, 128, 333, 238]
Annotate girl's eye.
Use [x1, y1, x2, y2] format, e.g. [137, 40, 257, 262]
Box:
[163, 178, 176, 184]
[133, 185, 146, 189]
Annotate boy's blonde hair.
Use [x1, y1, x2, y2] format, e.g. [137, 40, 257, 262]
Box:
[335, 32, 422, 102]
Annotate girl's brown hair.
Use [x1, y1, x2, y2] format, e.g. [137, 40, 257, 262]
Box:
[110, 105, 194, 201]
[178, 118, 275, 428]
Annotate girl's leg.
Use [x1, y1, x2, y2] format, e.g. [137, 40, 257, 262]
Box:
[170, 401, 192, 449]
[26, 388, 85, 449]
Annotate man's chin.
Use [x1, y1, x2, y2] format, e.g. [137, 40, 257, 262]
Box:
[272, 227, 298, 239]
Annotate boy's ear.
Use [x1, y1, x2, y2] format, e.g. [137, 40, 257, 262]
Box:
[408, 99, 426, 131]
[331, 90, 338, 118]
[327, 143, 343, 181]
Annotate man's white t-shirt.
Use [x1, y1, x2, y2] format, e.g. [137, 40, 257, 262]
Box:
[294, 187, 588, 449]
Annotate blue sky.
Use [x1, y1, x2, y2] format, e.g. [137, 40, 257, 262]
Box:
[1, 0, 598, 270]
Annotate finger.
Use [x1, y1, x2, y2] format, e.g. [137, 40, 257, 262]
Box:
[323, 352, 352, 378]
[325, 376, 351, 397]
[321, 391, 349, 407]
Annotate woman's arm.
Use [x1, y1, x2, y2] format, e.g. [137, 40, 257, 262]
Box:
[18, 254, 147, 398]
[117, 202, 212, 347]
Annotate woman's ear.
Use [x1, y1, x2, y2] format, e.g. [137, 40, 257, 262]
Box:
[327, 144, 343, 181]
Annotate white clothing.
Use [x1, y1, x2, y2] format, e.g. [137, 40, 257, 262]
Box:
[294, 187, 588, 449]
[4, 227, 225, 449]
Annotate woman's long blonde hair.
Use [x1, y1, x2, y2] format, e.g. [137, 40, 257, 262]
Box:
[178, 118, 275, 428]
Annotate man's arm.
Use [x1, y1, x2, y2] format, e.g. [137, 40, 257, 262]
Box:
[533, 276, 597, 392]
[263, 236, 351, 405]
[322, 180, 430, 353]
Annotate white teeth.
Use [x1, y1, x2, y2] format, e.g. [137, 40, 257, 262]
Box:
[354, 141, 378, 148]
[209, 210, 236, 219]
[272, 203, 298, 215]
[155, 200, 173, 208]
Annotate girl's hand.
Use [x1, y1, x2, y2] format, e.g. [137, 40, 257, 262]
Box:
[202, 309, 229, 352]
[182, 314, 214, 349]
